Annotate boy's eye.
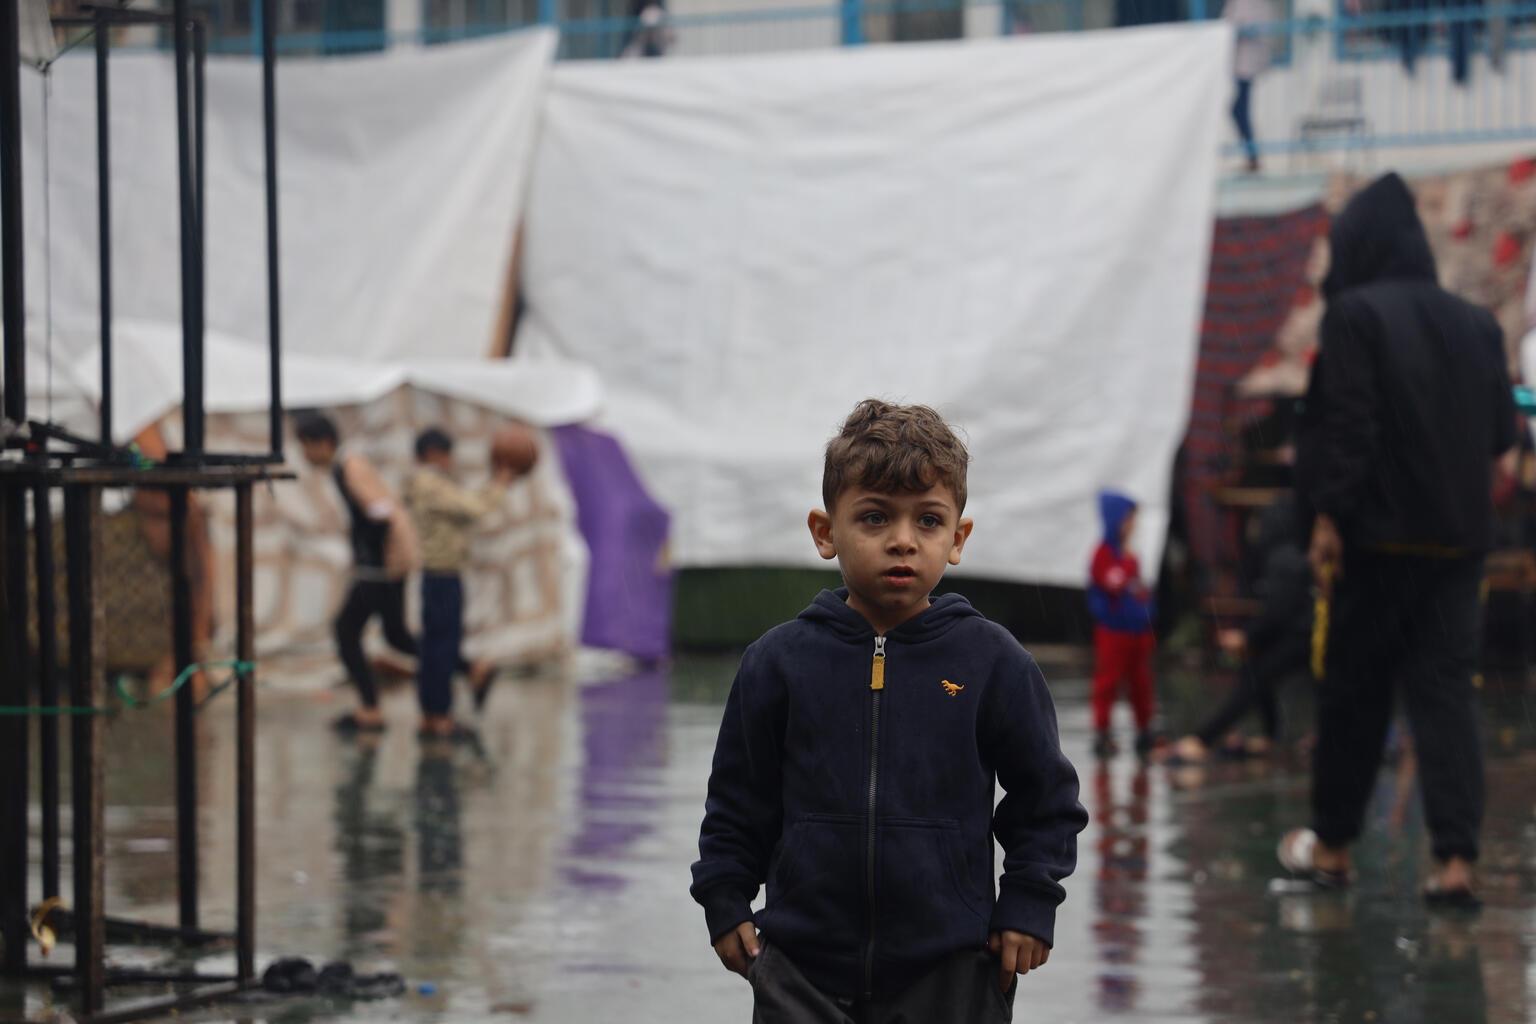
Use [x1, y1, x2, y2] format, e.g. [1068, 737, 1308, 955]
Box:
[862, 511, 888, 526]
[918, 514, 942, 529]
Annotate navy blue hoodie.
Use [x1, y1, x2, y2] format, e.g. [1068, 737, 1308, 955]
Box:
[690, 590, 1086, 1001]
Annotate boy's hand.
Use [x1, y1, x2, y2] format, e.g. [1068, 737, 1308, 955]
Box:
[713, 921, 761, 980]
[987, 930, 1049, 993]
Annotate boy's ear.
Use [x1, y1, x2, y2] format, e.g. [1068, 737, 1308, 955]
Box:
[808, 508, 837, 560]
[947, 517, 975, 566]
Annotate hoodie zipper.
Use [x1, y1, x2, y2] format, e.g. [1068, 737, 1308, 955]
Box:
[863, 635, 886, 998]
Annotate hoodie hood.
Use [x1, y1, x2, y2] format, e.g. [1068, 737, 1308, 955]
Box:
[798, 588, 982, 642]
[1322, 173, 1437, 300]
[1098, 490, 1137, 554]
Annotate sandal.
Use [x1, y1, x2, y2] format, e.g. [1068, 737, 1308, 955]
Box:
[417, 721, 480, 744]
[1423, 878, 1482, 910]
[331, 712, 386, 735]
[1276, 828, 1352, 890]
[471, 667, 501, 713]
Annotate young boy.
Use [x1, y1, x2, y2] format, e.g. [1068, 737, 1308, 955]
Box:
[295, 412, 420, 734]
[405, 427, 514, 740]
[690, 399, 1086, 1022]
[1086, 490, 1156, 759]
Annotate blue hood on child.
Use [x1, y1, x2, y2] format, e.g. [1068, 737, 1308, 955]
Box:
[1098, 490, 1137, 554]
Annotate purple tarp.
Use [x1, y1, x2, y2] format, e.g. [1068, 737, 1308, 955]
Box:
[552, 424, 673, 662]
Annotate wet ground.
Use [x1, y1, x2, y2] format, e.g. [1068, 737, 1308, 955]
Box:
[4, 653, 1536, 1023]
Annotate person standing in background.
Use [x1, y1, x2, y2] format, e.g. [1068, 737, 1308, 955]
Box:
[1226, 0, 1274, 174]
[1088, 491, 1158, 759]
[1279, 173, 1518, 906]
[620, 0, 674, 58]
[295, 412, 420, 735]
[406, 428, 515, 740]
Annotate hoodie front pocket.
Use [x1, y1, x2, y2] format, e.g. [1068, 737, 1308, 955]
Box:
[764, 813, 862, 955]
[875, 817, 987, 955]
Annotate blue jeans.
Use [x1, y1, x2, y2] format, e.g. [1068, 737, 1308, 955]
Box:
[1232, 78, 1257, 164]
[418, 573, 464, 718]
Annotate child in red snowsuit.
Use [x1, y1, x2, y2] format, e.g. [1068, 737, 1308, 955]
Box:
[1087, 491, 1155, 758]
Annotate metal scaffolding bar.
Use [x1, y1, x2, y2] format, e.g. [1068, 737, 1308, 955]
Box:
[174, 0, 205, 454]
[169, 487, 200, 931]
[33, 477, 61, 901]
[262, 0, 283, 458]
[96, 9, 113, 446]
[64, 484, 105, 1016]
[235, 484, 257, 982]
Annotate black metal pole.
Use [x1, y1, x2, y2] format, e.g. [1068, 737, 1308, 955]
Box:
[234, 483, 256, 983]
[33, 479, 61, 902]
[261, 0, 283, 458]
[96, 11, 113, 446]
[169, 486, 200, 931]
[0, 0, 25, 427]
[193, 19, 206, 401]
[1, 0, 33, 975]
[0, 484, 30, 976]
[64, 484, 104, 1015]
[174, 0, 204, 455]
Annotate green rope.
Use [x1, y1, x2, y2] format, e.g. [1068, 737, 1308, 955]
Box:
[195, 662, 254, 710]
[116, 659, 254, 709]
[0, 702, 103, 717]
[0, 660, 254, 717]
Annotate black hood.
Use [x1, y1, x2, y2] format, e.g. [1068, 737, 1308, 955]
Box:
[1322, 173, 1437, 300]
[797, 588, 983, 643]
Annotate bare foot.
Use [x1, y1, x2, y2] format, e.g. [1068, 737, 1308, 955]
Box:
[421, 714, 454, 738]
[1169, 736, 1208, 763]
[1432, 856, 1475, 893]
[353, 706, 385, 729]
[1313, 841, 1351, 876]
[468, 659, 502, 712]
[1244, 736, 1274, 757]
[468, 660, 490, 689]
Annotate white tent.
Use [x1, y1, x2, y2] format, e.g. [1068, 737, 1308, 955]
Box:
[517, 24, 1232, 586]
[21, 29, 555, 363]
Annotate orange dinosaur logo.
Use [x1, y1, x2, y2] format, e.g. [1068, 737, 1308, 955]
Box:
[940, 679, 965, 697]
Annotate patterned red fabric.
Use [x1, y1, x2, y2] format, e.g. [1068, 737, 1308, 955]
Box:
[1181, 205, 1328, 595]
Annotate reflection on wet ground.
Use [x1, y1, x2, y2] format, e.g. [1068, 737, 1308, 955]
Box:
[4, 656, 1534, 1022]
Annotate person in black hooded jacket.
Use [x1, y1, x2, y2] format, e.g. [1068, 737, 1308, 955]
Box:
[1280, 173, 1518, 906]
[691, 399, 1086, 1022]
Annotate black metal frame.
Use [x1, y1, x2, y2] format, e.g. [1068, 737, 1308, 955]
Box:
[0, 0, 288, 1019]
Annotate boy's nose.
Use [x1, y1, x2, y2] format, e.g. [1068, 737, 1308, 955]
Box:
[887, 527, 918, 554]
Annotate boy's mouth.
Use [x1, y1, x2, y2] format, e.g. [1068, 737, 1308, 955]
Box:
[881, 565, 918, 586]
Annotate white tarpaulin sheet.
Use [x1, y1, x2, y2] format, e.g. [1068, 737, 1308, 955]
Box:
[516, 24, 1230, 586]
[33, 321, 602, 441]
[22, 29, 554, 362]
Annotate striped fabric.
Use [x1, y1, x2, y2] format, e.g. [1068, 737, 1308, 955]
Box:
[1182, 205, 1329, 596]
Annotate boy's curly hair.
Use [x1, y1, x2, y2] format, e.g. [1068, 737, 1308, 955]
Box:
[822, 399, 970, 512]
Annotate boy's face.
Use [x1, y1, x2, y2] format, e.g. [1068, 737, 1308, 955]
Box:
[808, 482, 973, 635]
[298, 437, 336, 468]
[421, 448, 454, 472]
[1120, 508, 1137, 546]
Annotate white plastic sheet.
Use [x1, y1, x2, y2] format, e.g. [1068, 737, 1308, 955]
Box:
[517, 24, 1231, 586]
[55, 321, 603, 440]
[22, 29, 554, 363]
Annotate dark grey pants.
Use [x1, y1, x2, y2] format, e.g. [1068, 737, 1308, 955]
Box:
[750, 943, 1015, 1024]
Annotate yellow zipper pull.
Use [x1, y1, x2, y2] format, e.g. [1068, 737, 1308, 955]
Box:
[870, 636, 886, 691]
